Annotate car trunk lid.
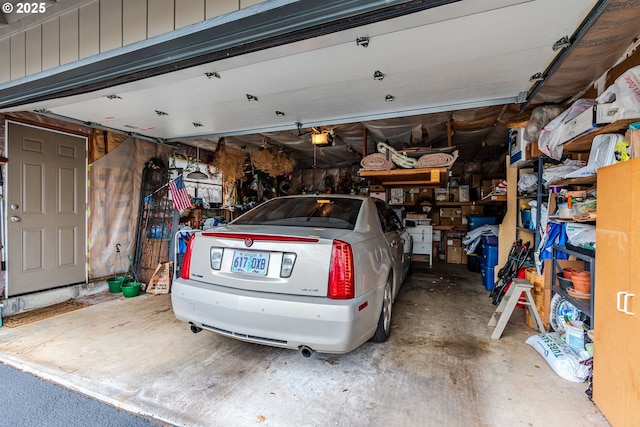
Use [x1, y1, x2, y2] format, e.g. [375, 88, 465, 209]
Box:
[185, 225, 350, 297]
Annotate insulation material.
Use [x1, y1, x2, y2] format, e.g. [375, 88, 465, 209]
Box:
[529, 0, 640, 105]
[88, 137, 172, 279]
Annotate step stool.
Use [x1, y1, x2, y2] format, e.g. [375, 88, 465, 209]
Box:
[488, 278, 544, 339]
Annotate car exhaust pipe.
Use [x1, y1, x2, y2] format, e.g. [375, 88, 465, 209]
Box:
[299, 346, 315, 358]
[190, 323, 203, 334]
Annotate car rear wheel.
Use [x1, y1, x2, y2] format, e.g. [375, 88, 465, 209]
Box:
[371, 275, 393, 342]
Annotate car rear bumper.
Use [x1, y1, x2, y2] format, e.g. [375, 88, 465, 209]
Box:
[171, 278, 379, 354]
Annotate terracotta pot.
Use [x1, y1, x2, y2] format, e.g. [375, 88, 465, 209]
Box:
[572, 270, 591, 278]
[572, 281, 591, 293]
[562, 268, 578, 279]
[571, 274, 591, 293]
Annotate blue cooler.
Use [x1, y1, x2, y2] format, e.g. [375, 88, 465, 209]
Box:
[481, 266, 495, 291]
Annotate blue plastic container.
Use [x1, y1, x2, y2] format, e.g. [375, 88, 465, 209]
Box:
[467, 216, 499, 230]
[482, 244, 499, 268]
[481, 266, 495, 291]
[481, 235, 498, 246]
[520, 210, 532, 229]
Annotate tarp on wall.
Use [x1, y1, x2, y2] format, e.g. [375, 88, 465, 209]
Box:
[88, 137, 172, 279]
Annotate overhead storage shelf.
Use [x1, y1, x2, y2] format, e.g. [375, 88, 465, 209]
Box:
[562, 119, 638, 152]
[358, 167, 447, 186]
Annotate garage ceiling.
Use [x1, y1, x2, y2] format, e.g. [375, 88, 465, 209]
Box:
[2, 0, 639, 170]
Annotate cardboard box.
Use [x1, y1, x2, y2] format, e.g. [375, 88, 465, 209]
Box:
[471, 175, 483, 188]
[446, 246, 463, 264]
[440, 217, 463, 226]
[432, 230, 441, 242]
[458, 185, 470, 202]
[447, 230, 464, 239]
[404, 188, 421, 205]
[560, 107, 598, 144]
[509, 127, 530, 166]
[595, 102, 620, 124]
[406, 213, 429, 220]
[370, 191, 386, 202]
[390, 188, 404, 205]
[446, 238, 462, 247]
[448, 188, 459, 202]
[461, 205, 484, 216]
[430, 212, 440, 225]
[439, 207, 461, 218]
[529, 142, 544, 158]
[434, 188, 448, 202]
[370, 185, 385, 192]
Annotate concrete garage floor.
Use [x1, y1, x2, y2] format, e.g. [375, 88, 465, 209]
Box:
[0, 263, 609, 427]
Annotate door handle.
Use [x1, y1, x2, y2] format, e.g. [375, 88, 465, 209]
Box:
[617, 291, 626, 312]
[623, 293, 635, 315]
[10, 216, 20, 222]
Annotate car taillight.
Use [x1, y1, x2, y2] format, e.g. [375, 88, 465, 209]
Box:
[180, 234, 196, 279]
[328, 240, 354, 299]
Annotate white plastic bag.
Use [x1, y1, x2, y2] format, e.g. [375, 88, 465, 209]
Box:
[538, 99, 596, 160]
[598, 64, 640, 120]
[526, 332, 590, 383]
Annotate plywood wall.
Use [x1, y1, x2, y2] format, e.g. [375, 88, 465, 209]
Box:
[0, 0, 263, 83]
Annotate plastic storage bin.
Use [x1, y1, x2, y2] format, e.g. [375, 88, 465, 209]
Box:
[467, 216, 498, 230]
[481, 235, 498, 246]
[482, 244, 499, 268]
[467, 253, 481, 273]
[481, 266, 495, 291]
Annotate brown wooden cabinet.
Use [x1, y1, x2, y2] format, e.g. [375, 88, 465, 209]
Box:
[593, 157, 640, 427]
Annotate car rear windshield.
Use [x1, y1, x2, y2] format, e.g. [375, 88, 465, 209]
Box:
[233, 197, 362, 229]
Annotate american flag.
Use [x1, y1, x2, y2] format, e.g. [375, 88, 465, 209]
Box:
[169, 175, 193, 211]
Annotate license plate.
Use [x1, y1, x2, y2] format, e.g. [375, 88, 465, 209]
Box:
[231, 251, 269, 275]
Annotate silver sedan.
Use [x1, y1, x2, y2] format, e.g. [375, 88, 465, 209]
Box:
[171, 194, 413, 356]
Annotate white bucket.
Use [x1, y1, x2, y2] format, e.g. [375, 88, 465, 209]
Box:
[565, 321, 585, 351]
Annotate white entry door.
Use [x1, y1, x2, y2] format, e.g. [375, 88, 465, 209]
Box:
[6, 122, 87, 297]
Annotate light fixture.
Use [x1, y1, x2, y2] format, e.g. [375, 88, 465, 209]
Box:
[356, 37, 369, 48]
[552, 36, 571, 52]
[529, 72, 544, 82]
[312, 133, 329, 145]
[186, 147, 208, 180]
